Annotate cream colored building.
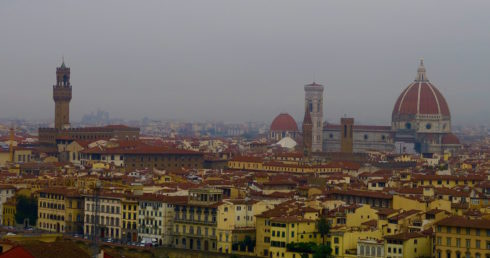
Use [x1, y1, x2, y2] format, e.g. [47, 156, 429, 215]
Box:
[0, 185, 16, 225]
[84, 193, 123, 240]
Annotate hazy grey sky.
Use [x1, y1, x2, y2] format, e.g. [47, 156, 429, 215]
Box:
[1, 0, 489, 125]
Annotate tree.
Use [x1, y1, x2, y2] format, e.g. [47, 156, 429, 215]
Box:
[317, 217, 330, 245]
[315, 217, 333, 258]
[15, 195, 37, 226]
[313, 244, 333, 258]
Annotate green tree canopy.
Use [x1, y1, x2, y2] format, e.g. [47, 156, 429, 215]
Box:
[15, 195, 37, 226]
[317, 217, 330, 244]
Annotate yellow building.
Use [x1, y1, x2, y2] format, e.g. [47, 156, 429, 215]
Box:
[13, 148, 33, 164]
[345, 205, 379, 228]
[330, 229, 382, 257]
[393, 194, 451, 213]
[227, 156, 343, 174]
[172, 188, 222, 252]
[413, 174, 485, 188]
[122, 196, 138, 242]
[0, 148, 33, 167]
[217, 199, 275, 255]
[434, 216, 490, 258]
[255, 201, 321, 257]
[37, 188, 84, 234]
[2, 197, 16, 226]
[384, 232, 431, 258]
[269, 217, 320, 258]
[228, 156, 264, 171]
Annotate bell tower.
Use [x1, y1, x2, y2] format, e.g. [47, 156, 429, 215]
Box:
[53, 59, 72, 129]
[340, 117, 354, 153]
[304, 82, 324, 152]
[302, 109, 313, 157]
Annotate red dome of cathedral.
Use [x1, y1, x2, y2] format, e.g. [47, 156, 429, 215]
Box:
[392, 60, 450, 118]
[270, 113, 298, 132]
[442, 133, 460, 145]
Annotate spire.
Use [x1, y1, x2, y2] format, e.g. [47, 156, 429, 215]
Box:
[61, 55, 66, 68]
[415, 58, 428, 82]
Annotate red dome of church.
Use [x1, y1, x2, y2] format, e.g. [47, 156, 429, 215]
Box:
[270, 113, 298, 132]
[393, 60, 450, 118]
[442, 133, 460, 145]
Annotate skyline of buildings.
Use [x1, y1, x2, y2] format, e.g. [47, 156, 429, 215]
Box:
[0, 58, 487, 258]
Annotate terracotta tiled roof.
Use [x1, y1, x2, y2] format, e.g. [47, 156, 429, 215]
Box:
[326, 188, 392, 199]
[441, 133, 460, 145]
[436, 216, 490, 230]
[393, 81, 450, 117]
[0, 246, 34, 258]
[11, 241, 90, 258]
[384, 232, 427, 241]
[270, 113, 298, 132]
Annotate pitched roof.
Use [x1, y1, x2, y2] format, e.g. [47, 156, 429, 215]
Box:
[0, 246, 34, 258]
[3, 241, 91, 258]
[436, 216, 490, 230]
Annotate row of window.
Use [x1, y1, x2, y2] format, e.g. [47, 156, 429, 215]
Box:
[175, 212, 217, 223]
[359, 245, 383, 257]
[40, 201, 64, 210]
[85, 225, 121, 238]
[85, 214, 120, 227]
[436, 237, 490, 249]
[223, 205, 252, 212]
[437, 226, 490, 236]
[139, 219, 162, 227]
[85, 203, 120, 214]
[174, 238, 216, 250]
[39, 213, 64, 221]
[138, 227, 162, 235]
[422, 180, 477, 185]
[174, 225, 216, 236]
[122, 212, 137, 220]
[123, 204, 137, 211]
[39, 193, 64, 200]
[39, 222, 64, 232]
[387, 246, 403, 254]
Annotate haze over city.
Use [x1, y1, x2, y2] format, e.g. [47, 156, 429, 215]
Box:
[1, 0, 489, 125]
[1, 1, 490, 258]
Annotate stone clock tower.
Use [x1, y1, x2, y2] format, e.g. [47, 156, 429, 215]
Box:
[53, 60, 72, 129]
